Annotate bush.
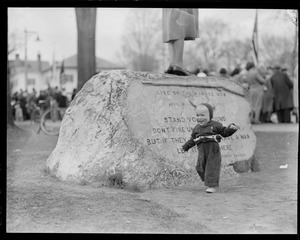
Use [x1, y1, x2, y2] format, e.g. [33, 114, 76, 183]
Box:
[106, 173, 145, 192]
[107, 172, 125, 188]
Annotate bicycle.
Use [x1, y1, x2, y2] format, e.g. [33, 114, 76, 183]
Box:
[40, 106, 66, 136]
[30, 100, 46, 134]
[31, 100, 66, 136]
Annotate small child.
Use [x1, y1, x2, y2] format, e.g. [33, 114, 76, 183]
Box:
[180, 103, 238, 193]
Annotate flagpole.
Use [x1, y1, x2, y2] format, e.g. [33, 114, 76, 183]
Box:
[52, 43, 56, 85]
[60, 57, 65, 89]
[256, 9, 258, 65]
[251, 9, 259, 66]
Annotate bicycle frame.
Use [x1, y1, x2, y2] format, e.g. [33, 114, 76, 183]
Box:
[40, 106, 66, 136]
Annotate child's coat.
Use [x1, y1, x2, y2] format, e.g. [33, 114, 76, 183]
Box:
[182, 120, 237, 187]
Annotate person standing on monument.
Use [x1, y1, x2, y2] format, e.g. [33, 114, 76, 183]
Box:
[162, 8, 199, 76]
[180, 103, 239, 193]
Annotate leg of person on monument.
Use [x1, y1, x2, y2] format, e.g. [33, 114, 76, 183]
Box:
[162, 8, 199, 76]
[166, 39, 192, 76]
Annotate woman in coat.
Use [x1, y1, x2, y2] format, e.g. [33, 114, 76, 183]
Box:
[244, 62, 266, 124]
[261, 67, 274, 123]
[162, 8, 199, 76]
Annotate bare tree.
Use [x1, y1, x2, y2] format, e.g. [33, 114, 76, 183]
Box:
[185, 18, 229, 71]
[199, 18, 229, 70]
[261, 34, 294, 69]
[285, 10, 298, 26]
[266, 10, 298, 76]
[220, 38, 253, 70]
[119, 9, 162, 72]
[285, 10, 298, 78]
[75, 8, 97, 91]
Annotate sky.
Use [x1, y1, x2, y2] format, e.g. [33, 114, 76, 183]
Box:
[8, 8, 296, 65]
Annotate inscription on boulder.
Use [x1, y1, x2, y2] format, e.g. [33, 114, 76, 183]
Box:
[46, 70, 256, 189]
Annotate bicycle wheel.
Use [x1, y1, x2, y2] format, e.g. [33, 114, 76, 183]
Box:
[31, 109, 42, 134]
[40, 108, 63, 136]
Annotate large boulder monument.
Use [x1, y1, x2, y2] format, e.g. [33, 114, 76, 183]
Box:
[46, 70, 256, 189]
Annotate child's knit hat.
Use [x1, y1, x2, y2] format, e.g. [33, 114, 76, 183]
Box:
[200, 103, 214, 120]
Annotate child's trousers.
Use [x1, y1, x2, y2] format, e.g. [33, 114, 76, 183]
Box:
[195, 141, 221, 187]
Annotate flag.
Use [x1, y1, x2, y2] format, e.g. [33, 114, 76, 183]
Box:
[60, 59, 65, 85]
[51, 50, 56, 81]
[60, 59, 65, 76]
[251, 9, 259, 66]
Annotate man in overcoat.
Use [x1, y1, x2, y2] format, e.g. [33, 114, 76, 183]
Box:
[270, 65, 294, 123]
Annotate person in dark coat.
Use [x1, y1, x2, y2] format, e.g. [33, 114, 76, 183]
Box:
[56, 91, 68, 108]
[18, 91, 29, 120]
[180, 103, 238, 193]
[270, 65, 294, 123]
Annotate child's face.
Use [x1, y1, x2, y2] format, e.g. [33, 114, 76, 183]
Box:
[195, 105, 210, 126]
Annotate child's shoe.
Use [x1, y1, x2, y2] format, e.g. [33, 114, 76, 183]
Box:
[206, 187, 216, 193]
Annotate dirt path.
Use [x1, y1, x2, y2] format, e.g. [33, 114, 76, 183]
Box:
[139, 126, 298, 234]
[6, 122, 298, 233]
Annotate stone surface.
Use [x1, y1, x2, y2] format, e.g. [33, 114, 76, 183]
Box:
[46, 70, 257, 189]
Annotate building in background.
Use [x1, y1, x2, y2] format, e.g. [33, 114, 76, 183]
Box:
[9, 53, 125, 99]
[9, 53, 50, 94]
[52, 54, 125, 97]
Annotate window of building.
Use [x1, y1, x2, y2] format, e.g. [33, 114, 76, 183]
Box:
[27, 78, 36, 85]
[60, 74, 73, 84]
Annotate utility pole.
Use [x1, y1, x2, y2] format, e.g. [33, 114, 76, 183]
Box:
[24, 29, 40, 91]
[24, 29, 28, 91]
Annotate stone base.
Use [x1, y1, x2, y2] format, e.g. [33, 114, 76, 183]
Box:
[46, 70, 256, 189]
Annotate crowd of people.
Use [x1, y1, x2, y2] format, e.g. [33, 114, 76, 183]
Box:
[11, 87, 74, 122]
[193, 62, 297, 124]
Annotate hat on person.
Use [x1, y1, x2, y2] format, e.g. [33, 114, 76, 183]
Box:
[200, 103, 214, 120]
[246, 62, 255, 70]
[219, 68, 227, 75]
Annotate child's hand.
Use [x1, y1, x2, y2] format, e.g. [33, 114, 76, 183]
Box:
[180, 147, 185, 153]
[229, 123, 239, 130]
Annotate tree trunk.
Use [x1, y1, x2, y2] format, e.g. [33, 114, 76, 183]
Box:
[75, 8, 97, 92]
[7, 59, 15, 127]
[291, 15, 298, 79]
